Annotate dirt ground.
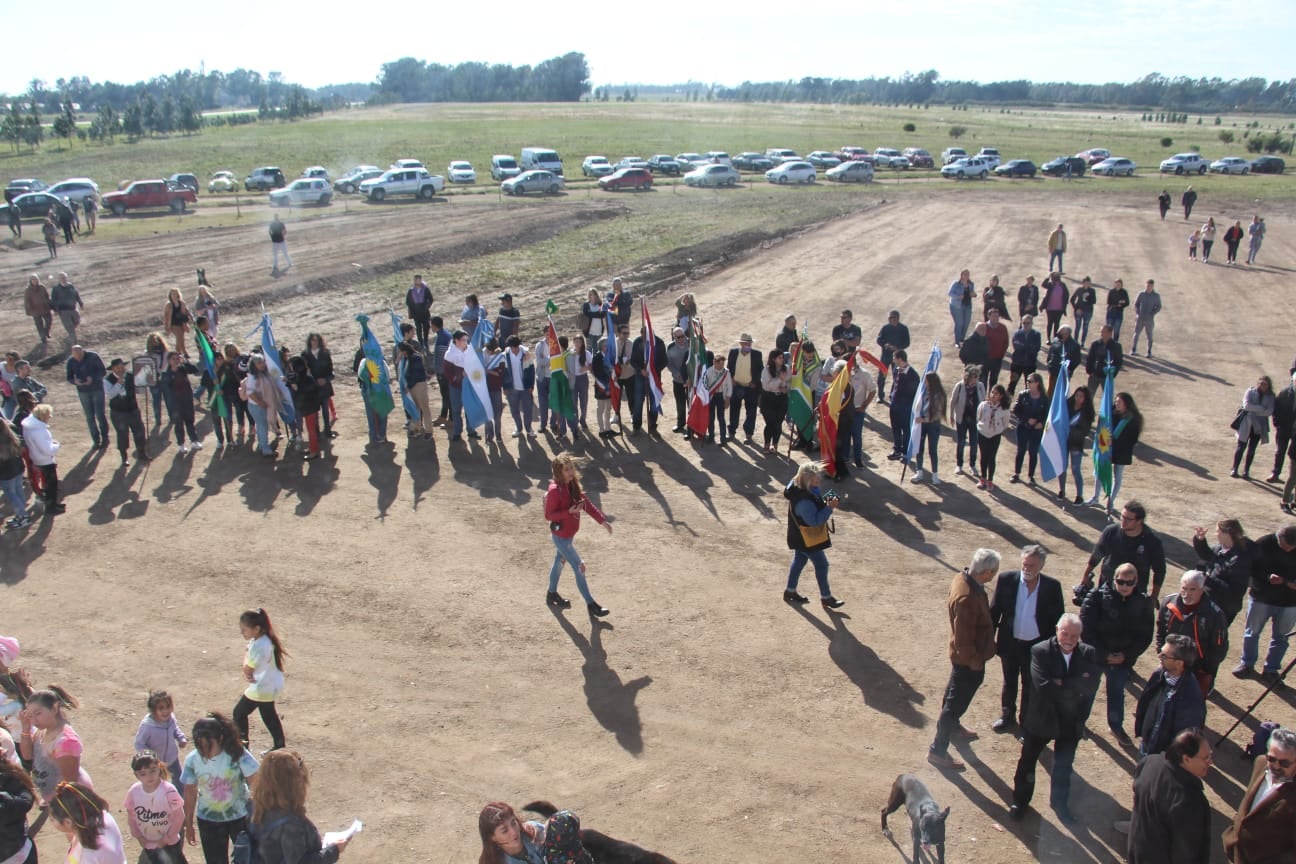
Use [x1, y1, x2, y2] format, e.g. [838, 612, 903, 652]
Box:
[2, 187, 1295, 864]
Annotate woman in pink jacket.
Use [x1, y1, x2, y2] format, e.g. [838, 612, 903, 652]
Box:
[543, 455, 613, 616]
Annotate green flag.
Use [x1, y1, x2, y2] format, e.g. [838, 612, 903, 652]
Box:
[787, 340, 818, 440]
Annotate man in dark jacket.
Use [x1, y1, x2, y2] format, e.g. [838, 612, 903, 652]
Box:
[1080, 563, 1155, 746]
[1105, 279, 1131, 342]
[104, 357, 148, 466]
[1181, 185, 1197, 220]
[874, 310, 909, 401]
[726, 334, 763, 443]
[1070, 276, 1098, 344]
[1009, 613, 1101, 821]
[984, 308, 1010, 390]
[404, 275, 434, 348]
[66, 344, 110, 449]
[1268, 372, 1296, 482]
[990, 545, 1066, 734]
[1085, 324, 1124, 400]
[958, 322, 989, 371]
[1080, 500, 1166, 599]
[1156, 570, 1229, 696]
[629, 326, 668, 435]
[1134, 634, 1206, 757]
[1127, 729, 1212, 864]
[887, 350, 920, 461]
[1234, 525, 1296, 682]
[775, 314, 799, 356]
[1045, 325, 1083, 401]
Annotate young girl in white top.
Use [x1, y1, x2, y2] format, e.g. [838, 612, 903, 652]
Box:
[50, 782, 125, 864]
[976, 384, 1011, 492]
[232, 609, 286, 754]
[123, 750, 186, 864]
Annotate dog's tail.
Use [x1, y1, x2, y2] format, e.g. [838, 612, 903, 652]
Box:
[521, 800, 558, 819]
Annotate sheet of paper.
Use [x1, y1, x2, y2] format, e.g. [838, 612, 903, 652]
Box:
[322, 819, 363, 848]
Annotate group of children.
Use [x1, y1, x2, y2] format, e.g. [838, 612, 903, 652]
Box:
[0, 609, 288, 864]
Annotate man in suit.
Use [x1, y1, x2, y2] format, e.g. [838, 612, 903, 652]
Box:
[1134, 634, 1206, 757]
[1223, 726, 1296, 864]
[1009, 613, 1101, 822]
[990, 544, 1066, 735]
[629, 324, 668, 436]
[887, 349, 920, 461]
[1127, 729, 1213, 864]
[726, 333, 763, 444]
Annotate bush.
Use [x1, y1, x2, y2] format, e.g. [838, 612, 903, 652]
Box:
[1160, 137, 1173, 148]
[902, 122, 916, 132]
[949, 125, 967, 139]
[1219, 131, 1235, 144]
[1188, 144, 1200, 152]
[1247, 137, 1264, 153]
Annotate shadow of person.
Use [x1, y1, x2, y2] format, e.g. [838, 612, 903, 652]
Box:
[790, 605, 927, 728]
[361, 443, 400, 519]
[152, 451, 195, 503]
[696, 445, 778, 520]
[238, 456, 284, 513]
[0, 510, 53, 585]
[59, 446, 105, 499]
[1135, 442, 1216, 480]
[551, 609, 651, 756]
[402, 442, 439, 512]
[291, 453, 341, 517]
[186, 447, 246, 517]
[87, 466, 136, 525]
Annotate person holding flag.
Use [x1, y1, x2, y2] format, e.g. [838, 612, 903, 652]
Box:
[354, 314, 395, 445]
[630, 301, 667, 436]
[542, 301, 578, 439]
[903, 345, 942, 475]
[1038, 363, 1073, 495]
[818, 347, 855, 480]
[443, 329, 470, 441]
[786, 340, 820, 451]
[700, 352, 733, 444]
[1086, 392, 1143, 513]
[685, 319, 713, 441]
[910, 371, 947, 485]
[888, 350, 920, 461]
[457, 319, 495, 441]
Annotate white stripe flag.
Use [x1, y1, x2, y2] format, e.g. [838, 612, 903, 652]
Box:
[1038, 363, 1071, 482]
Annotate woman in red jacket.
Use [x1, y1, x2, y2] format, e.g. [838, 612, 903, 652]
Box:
[544, 455, 613, 616]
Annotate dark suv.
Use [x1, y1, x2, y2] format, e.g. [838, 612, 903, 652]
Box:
[646, 155, 682, 175]
[1040, 156, 1087, 177]
[245, 167, 286, 191]
[168, 173, 199, 194]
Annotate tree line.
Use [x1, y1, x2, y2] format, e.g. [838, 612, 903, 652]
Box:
[371, 53, 590, 103]
[714, 72, 1296, 113]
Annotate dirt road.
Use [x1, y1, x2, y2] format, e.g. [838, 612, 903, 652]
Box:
[3, 188, 1292, 863]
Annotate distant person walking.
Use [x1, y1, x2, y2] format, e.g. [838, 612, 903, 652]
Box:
[1246, 215, 1265, 265]
[41, 211, 57, 259]
[1223, 220, 1245, 264]
[24, 274, 52, 344]
[1157, 190, 1171, 220]
[269, 215, 292, 275]
[1048, 224, 1067, 273]
[1181, 186, 1197, 221]
[1201, 218, 1216, 262]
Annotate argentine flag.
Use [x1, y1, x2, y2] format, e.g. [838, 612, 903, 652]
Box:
[905, 343, 943, 466]
[1038, 364, 1071, 483]
[461, 318, 494, 430]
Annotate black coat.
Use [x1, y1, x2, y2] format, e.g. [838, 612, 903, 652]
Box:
[630, 336, 668, 375]
[989, 571, 1065, 652]
[1047, 337, 1083, 377]
[1193, 537, 1257, 622]
[1079, 583, 1155, 666]
[1156, 594, 1229, 676]
[1134, 668, 1206, 755]
[1085, 338, 1123, 376]
[958, 332, 989, 369]
[1250, 532, 1296, 608]
[1022, 637, 1100, 741]
[303, 348, 335, 399]
[1127, 753, 1210, 864]
[0, 768, 33, 861]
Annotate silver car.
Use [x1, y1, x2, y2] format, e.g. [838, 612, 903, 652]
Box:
[501, 170, 564, 196]
[825, 161, 874, 183]
[269, 178, 332, 207]
[683, 164, 740, 187]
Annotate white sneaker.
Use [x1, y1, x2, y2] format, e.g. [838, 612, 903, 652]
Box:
[179, 443, 190, 454]
[191, 440, 204, 450]
[511, 431, 520, 438]
[931, 473, 942, 486]
[910, 469, 925, 483]
[954, 465, 963, 475]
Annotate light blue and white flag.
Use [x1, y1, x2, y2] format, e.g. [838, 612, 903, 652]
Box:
[905, 343, 943, 466]
[461, 318, 495, 430]
[1039, 363, 1071, 483]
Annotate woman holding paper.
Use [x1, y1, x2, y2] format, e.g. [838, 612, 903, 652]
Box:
[249, 751, 351, 864]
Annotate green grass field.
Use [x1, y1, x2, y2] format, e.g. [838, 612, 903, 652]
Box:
[4, 101, 1292, 199]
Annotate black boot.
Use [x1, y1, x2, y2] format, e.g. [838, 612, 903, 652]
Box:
[587, 602, 610, 618]
[783, 590, 810, 605]
[546, 591, 571, 609]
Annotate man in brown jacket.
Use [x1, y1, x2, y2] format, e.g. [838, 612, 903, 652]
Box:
[929, 547, 1002, 771]
[23, 275, 52, 344]
[1224, 726, 1296, 864]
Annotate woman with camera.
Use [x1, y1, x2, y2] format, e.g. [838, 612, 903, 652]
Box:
[783, 461, 845, 610]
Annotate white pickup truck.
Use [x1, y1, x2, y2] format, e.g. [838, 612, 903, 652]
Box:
[359, 168, 446, 201]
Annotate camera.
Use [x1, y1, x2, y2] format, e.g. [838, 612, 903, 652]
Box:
[823, 489, 842, 504]
[1071, 582, 1092, 607]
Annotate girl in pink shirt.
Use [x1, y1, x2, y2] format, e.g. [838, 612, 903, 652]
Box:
[123, 751, 187, 864]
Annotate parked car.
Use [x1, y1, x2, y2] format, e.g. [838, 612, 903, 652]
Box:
[0, 191, 71, 222]
[676, 153, 708, 170]
[1209, 156, 1250, 175]
[301, 166, 330, 180]
[1092, 157, 1137, 177]
[391, 159, 424, 170]
[599, 168, 653, 192]
[500, 170, 564, 196]
[764, 148, 799, 165]
[208, 171, 239, 193]
[360, 168, 445, 201]
[766, 161, 816, 184]
[683, 164, 741, 187]
[447, 161, 477, 183]
[836, 146, 871, 163]
[872, 148, 910, 169]
[825, 161, 875, 183]
[4, 179, 46, 202]
[646, 155, 683, 175]
[1041, 156, 1087, 176]
[245, 166, 286, 191]
[521, 147, 564, 175]
[491, 155, 522, 181]
[903, 148, 934, 168]
[1077, 148, 1112, 165]
[1251, 155, 1286, 174]
[941, 147, 968, 165]
[269, 178, 332, 207]
[994, 159, 1037, 178]
[732, 152, 773, 171]
[976, 148, 1002, 169]
[580, 156, 614, 177]
[940, 157, 990, 179]
[1159, 153, 1207, 174]
[805, 151, 842, 169]
[703, 151, 732, 166]
[101, 180, 197, 215]
[334, 166, 383, 193]
[47, 178, 101, 205]
[163, 174, 196, 195]
[615, 156, 649, 170]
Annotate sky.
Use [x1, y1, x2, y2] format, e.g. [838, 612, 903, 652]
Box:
[2, 0, 1292, 96]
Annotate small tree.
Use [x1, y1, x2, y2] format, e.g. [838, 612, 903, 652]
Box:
[948, 125, 967, 140]
[24, 102, 43, 150]
[1219, 130, 1235, 144]
[1160, 137, 1173, 148]
[903, 122, 916, 132]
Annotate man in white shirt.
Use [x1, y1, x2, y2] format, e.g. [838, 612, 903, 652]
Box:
[990, 545, 1066, 734]
[503, 337, 535, 438]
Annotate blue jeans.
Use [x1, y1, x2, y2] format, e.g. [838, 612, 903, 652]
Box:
[786, 548, 831, 597]
[1068, 449, 1085, 498]
[949, 299, 972, 345]
[1103, 664, 1132, 730]
[1106, 310, 1125, 342]
[506, 389, 533, 433]
[549, 534, 594, 603]
[915, 422, 940, 473]
[247, 402, 272, 454]
[77, 388, 110, 445]
[850, 411, 867, 463]
[1049, 250, 1064, 272]
[1074, 308, 1093, 344]
[955, 418, 977, 469]
[1, 474, 27, 519]
[574, 374, 589, 424]
[1241, 597, 1296, 673]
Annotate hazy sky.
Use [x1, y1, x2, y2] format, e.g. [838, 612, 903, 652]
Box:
[3, 0, 1291, 96]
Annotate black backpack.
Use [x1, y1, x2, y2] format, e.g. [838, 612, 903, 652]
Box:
[1245, 721, 1281, 759]
[233, 815, 292, 864]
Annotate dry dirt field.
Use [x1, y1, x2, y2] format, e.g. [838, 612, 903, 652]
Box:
[2, 187, 1294, 864]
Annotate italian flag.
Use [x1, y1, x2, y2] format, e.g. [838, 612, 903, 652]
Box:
[818, 356, 851, 475]
[686, 318, 712, 437]
[546, 316, 576, 423]
[787, 340, 818, 443]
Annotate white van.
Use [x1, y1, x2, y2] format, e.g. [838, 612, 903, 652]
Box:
[520, 147, 564, 177]
[490, 155, 521, 181]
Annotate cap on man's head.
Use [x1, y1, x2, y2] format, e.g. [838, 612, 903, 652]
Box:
[499, 292, 513, 302]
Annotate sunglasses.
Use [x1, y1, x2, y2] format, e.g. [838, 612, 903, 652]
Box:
[1115, 579, 1137, 586]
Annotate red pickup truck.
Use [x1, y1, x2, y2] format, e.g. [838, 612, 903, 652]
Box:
[101, 180, 198, 215]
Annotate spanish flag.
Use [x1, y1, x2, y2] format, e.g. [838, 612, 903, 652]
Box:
[818, 358, 851, 476]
